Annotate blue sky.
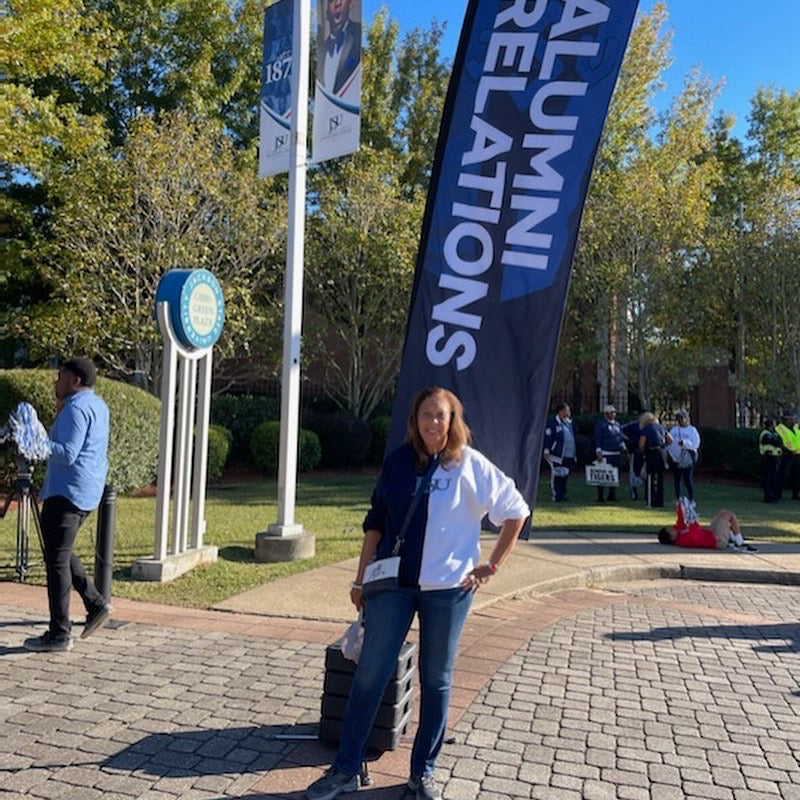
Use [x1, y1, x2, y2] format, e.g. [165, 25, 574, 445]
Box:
[359, 0, 799, 142]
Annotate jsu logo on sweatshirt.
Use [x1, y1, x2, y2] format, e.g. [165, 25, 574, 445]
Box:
[413, 476, 452, 494]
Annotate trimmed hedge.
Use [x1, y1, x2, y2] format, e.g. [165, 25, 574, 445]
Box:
[697, 426, 760, 482]
[305, 411, 372, 469]
[210, 394, 280, 459]
[250, 420, 321, 475]
[207, 424, 232, 482]
[368, 415, 392, 465]
[0, 368, 160, 494]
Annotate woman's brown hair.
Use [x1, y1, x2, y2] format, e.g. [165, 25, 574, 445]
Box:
[406, 386, 471, 468]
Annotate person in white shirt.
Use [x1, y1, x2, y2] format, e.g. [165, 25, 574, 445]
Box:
[667, 409, 701, 502]
[305, 386, 530, 800]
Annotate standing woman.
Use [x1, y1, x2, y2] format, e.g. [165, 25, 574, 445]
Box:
[639, 412, 672, 508]
[306, 387, 530, 800]
[666, 410, 701, 502]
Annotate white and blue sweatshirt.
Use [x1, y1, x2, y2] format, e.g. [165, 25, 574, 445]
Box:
[364, 443, 530, 591]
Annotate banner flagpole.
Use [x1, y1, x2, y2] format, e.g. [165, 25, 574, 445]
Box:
[387, 0, 639, 536]
[266, 0, 312, 551]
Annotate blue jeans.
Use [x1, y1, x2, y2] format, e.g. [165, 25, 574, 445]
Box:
[673, 465, 695, 501]
[333, 586, 473, 778]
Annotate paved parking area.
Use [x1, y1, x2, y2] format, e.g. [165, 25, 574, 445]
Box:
[0, 580, 798, 799]
[445, 581, 799, 800]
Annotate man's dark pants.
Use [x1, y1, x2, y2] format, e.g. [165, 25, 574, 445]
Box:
[597, 454, 621, 501]
[791, 455, 800, 500]
[552, 457, 575, 501]
[778, 452, 800, 499]
[763, 455, 781, 502]
[644, 449, 665, 508]
[41, 496, 105, 639]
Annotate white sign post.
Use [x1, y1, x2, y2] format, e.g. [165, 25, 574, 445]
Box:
[133, 269, 225, 582]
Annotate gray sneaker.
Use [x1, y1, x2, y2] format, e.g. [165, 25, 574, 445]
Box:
[408, 774, 442, 800]
[23, 632, 73, 652]
[306, 767, 359, 800]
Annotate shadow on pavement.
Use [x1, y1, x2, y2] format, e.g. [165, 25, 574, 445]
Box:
[207, 787, 410, 800]
[101, 724, 357, 778]
[0, 644, 28, 655]
[102, 724, 415, 799]
[607, 620, 800, 656]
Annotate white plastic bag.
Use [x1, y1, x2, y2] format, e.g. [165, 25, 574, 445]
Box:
[340, 611, 364, 663]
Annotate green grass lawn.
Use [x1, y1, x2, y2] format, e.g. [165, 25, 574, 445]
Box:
[2, 471, 798, 609]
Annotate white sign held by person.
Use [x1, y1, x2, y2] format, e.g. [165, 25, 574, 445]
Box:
[312, 0, 361, 163]
[585, 463, 619, 487]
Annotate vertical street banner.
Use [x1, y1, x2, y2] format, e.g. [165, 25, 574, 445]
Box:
[389, 0, 639, 523]
[312, 0, 361, 163]
[259, 0, 294, 178]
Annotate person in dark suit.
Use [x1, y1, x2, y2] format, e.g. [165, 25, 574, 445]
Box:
[622, 417, 644, 500]
[317, 0, 361, 95]
[593, 404, 625, 502]
[542, 403, 576, 502]
[638, 412, 672, 509]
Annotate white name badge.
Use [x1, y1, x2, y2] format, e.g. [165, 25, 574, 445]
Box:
[363, 556, 400, 584]
[362, 556, 400, 596]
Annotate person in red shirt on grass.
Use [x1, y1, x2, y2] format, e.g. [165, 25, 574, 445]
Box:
[658, 500, 757, 552]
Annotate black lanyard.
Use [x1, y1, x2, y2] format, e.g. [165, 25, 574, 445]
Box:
[391, 453, 441, 557]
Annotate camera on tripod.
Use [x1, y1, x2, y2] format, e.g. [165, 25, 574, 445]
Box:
[0, 402, 51, 581]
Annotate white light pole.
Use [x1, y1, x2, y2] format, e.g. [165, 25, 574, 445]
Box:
[257, 0, 316, 561]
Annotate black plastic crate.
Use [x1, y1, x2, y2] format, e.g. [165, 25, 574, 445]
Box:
[321, 684, 414, 729]
[323, 659, 415, 705]
[320, 640, 417, 752]
[325, 640, 416, 676]
[318, 707, 413, 752]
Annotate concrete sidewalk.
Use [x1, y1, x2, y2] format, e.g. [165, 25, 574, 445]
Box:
[212, 530, 800, 621]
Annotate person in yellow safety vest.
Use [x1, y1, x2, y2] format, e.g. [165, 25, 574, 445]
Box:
[759, 418, 783, 502]
[775, 412, 800, 500]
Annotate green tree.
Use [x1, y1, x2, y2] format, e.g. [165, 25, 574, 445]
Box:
[358, 8, 450, 192]
[1, 0, 117, 364]
[1, 0, 115, 178]
[303, 9, 449, 417]
[691, 88, 799, 420]
[567, 5, 799, 423]
[76, 0, 266, 147]
[569, 3, 672, 410]
[741, 89, 800, 411]
[16, 111, 287, 392]
[569, 4, 721, 413]
[305, 147, 424, 420]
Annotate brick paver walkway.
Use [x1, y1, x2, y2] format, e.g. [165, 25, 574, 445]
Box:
[0, 580, 797, 799]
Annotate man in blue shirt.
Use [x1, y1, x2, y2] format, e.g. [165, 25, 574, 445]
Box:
[24, 358, 112, 652]
[593, 405, 625, 503]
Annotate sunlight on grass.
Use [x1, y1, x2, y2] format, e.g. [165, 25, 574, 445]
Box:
[1, 472, 798, 609]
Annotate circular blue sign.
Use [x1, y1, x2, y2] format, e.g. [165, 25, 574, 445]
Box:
[156, 269, 225, 349]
